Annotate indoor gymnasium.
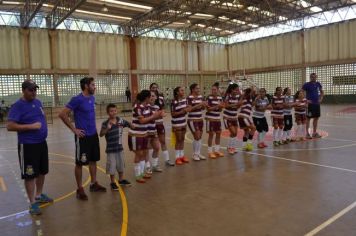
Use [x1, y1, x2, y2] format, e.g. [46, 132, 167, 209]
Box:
[1, 0, 356, 235]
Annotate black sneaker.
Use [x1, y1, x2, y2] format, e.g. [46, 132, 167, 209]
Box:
[90, 182, 107, 192]
[110, 182, 119, 191]
[119, 179, 132, 187]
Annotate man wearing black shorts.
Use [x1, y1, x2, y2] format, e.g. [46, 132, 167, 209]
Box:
[302, 73, 324, 139]
[59, 77, 106, 200]
[7, 80, 53, 215]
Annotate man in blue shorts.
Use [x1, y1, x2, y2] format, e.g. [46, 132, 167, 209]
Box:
[59, 77, 106, 200]
[302, 73, 324, 139]
[7, 79, 53, 215]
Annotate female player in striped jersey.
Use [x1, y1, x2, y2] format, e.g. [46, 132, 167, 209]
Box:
[149, 83, 175, 166]
[171, 87, 191, 165]
[128, 90, 163, 183]
[252, 88, 271, 148]
[223, 83, 241, 154]
[294, 90, 308, 141]
[206, 82, 225, 159]
[271, 87, 285, 146]
[282, 87, 295, 144]
[238, 87, 256, 151]
[145, 91, 164, 174]
[187, 83, 207, 161]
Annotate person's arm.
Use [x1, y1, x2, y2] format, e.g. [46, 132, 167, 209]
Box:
[319, 83, 324, 103]
[99, 121, 111, 137]
[58, 107, 85, 138]
[138, 111, 162, 124]
[6, 121, 41, 132]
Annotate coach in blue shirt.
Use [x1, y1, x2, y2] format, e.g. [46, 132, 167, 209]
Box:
[7, 80, 53, 215]
[302, 73, 324, 139]
[59, 77, 106, 201]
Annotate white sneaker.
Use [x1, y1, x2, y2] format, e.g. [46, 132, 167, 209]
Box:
[198, 154, 206, 160]
[192, 154, 200, 161]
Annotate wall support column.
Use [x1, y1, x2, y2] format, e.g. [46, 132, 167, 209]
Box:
[129, 37, 138, 100]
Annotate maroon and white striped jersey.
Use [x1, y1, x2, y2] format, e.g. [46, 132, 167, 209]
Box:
[223, 93, 240, 120]
[271, 95, 285, 118]
[146, 104, 157, 134]
[171, 98, 188, 128]
[295, 98, 307, 114]
[206, 95, 223, 120]
[187, 95, 204, 120]
[129, 103, 150, 136]
[238, 97, 253, 118]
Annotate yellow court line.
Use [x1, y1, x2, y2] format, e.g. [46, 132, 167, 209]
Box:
[50, 153, 128, 236]
[0, 176, 7, 192]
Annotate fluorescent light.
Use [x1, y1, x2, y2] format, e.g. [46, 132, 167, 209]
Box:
[219, 16, 229, 20]
[194, 13, 214, 18]
[248, 23, 259, 28]
[232, 19, 246, 24]
[214, 27, 222, 31]
[310, 6, 322, 12]
[247, 6, 259, 11]
[196, 24, 206, 28]
[279, 15, 288, 20]
[299, 0, 310, 8]
[224, 30, 234, 34]
[75, 9, 131, 20]
[98, 0, 151, 10]
[3, 1, 22, 4]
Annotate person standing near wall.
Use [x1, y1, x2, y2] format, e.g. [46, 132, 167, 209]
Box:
[302, 73, 324, 139]
[125, 87, 131, 102]
[59, 77, 106, 201]
[7, 80, 53, 215]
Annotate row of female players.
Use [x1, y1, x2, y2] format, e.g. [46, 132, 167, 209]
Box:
[128, 82, 309, 182]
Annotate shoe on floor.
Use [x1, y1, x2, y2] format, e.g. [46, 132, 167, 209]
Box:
[143, 173, 151, 179]
[90, 182, 107, 192]
[198, 154, 207, 160]
[119, 179, 132, 186]
[152, 165, 163, 172]
[76, 187, 88, 200]
[136, 177, 146, 183]
[192, 154, 200, 161]
[165, 160, 175, 166]
[35, 193, 53, 204]
[262, 142, 268, 148]
[175, 158, 183, 165]
[273, 141, 279, 147]
[29, 202, 41, 215]
[182, 156, 190, 163]
[257, 143, 265, 149]
[312, 133, 322, 138]
[227, 147, 235, 154]
[208, 152, 217, 159]
[306, 134, 312, 139]
[110, 182, 119, 191]
[214, 151, 224, 157]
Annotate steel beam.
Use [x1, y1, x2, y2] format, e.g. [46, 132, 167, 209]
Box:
[23, 0, 46, 28]
[53, 0, 86, 29]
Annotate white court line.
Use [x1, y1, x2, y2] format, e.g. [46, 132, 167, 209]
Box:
[185, 134, 356, 174]
[305, 200, 356, 236]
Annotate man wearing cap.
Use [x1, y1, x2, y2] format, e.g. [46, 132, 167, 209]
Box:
[302, 73, 324, 138]
[59, 77, 106, 201]
[6, 79, 53, 215]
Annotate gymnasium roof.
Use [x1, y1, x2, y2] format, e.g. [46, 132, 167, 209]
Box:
[1, 0, 356, 43]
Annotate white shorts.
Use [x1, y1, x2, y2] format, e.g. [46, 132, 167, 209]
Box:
[106, 151, 124, 175]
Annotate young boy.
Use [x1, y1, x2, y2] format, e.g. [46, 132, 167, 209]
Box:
[100, 103, 131, 190]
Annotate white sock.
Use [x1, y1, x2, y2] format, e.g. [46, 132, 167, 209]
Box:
[175, 150, 180, 159]
[214, 145, 220, 152]
[180, 149, 184, 157]
[134, 163, 141, 178]
[162, 150, 169, 161]
[151, 157, 158, 167]
[273, 129, 278, 141]
[282, 131, 287, 141]
[197, 140, 202, 154]
[258, 133, 263, 143]
[287, 130, 292, 139]
[208, 146, 213, 153]
[228, 137, 233, 148]
[193, 140, 198, 154]
[302, 124, 306, 136]
[261, 131, 266, 142]
[139, 161, 145, 175]
[233, 137, 238, 148]
[279, 129, 284, 141]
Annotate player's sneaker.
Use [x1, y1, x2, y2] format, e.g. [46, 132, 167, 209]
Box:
[208, 152, 217, 159]
[119, 179, 132, 186]
[312, 133, 322, 138]
[90, 182, 107, 192]
[192, 154, 200, 161]
[306, 134, 312, 139]
[143, 173, 151, 179]
[262, 142, 268, 148]
[110, 182, 119, 191]
[152, 165, 163, 172]
[214, 151, 224, 157]
[175, 158, 183, 165]
[136, 177, 146, 183]
[29, 202, 41, 215]
[76, 187, 88, 200]
[165, 160, 175, 166]
[182, 156, 190, 163]
[35, 193, 53, 204]
[198, 154, 207, 160]
[273, 141, 280, 146]
[257, 143, 265, 149]
[227, 147, 235, 154]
